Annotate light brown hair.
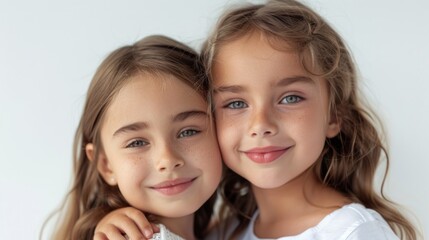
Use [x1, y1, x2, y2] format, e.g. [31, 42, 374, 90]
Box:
[201, 0, 418, 239]
[43, 35, 214, 239]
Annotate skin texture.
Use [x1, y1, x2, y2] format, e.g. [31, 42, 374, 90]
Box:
[87, 73, 222, 240]
[212, 32, 348, 237]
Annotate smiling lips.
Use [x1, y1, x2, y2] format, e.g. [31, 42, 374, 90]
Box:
[244, 146, 288, 164]
[151, 177, 196, 196]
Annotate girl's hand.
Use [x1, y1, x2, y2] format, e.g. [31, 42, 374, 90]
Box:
[93, 207, 159, 240]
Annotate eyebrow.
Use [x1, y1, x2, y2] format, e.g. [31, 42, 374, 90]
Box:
[213, 76, 315, 94]
[278, 76, 315, 86]
[112, 110, 208, 137]
[173, 110, 208, 122]
[213, 85, 244, 94]
[113, 122, 148, 137]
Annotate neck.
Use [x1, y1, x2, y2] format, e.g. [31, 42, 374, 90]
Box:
[251, 169, 350, 237]
[157, 214, 196, 240]
[252, 169, 315, 221]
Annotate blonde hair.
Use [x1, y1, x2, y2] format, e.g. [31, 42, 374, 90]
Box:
[43, 35, 214, 239]
[201, 0, 417, 239]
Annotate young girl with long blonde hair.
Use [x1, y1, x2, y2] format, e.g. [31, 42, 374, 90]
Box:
[204, 0, 418, 239]
[43, 35, 223, 240]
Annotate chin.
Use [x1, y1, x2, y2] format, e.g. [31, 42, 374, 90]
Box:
[247, 174, 289, 190]
[251, 181, 285, 189]
[170, 202, 203, 217]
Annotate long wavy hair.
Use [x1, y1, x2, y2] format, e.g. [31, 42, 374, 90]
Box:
[43, 35, 215, 240]
[201, 0, 418, 239]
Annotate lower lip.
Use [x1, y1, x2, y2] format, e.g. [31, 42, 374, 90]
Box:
[152, 180, 194, 196]
[245, 149, 287, 164]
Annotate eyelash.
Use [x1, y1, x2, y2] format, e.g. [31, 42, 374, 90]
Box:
[178, 129, 201, 138]
[126, 139, 148, 148]
[280, 95, 302, 104]
[223, 100, 248, 109]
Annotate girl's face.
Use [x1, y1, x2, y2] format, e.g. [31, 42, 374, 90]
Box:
[212, 32, 340, 189]
[93, 74, 222, 218]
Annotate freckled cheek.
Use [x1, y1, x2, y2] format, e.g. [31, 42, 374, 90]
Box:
[117, 158, 151, 181]
[188, 138, 221, 165]
[215, 118, 241, 161]
[202, 142, 223, 176]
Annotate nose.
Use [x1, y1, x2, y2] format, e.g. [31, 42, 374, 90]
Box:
[156, 144, 185, 172]
[249, 106, 278, 137]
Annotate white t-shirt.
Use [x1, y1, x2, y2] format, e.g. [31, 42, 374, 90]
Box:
[150, 224, 184, 240]
[240, 203, 398, 240]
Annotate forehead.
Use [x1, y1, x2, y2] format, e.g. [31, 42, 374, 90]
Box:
[212, 32, 323, 84]
[215, 31, 295, 57]
[116, 73, 205, 105]
[217, 30, 321, 61]
[213, 34, 298, 75]
[102, 73, 207, 126]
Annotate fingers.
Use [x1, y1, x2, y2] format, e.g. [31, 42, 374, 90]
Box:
[94, 222, 130, 240]
[94, 207, 156, 240]
[124, 209, 156, 238]
[150, 223, 160, 233]
[93, 232, 108, 240]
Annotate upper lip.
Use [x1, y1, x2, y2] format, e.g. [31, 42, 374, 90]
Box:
[151, 177, 196, 189]
[244, 146, 288, 153]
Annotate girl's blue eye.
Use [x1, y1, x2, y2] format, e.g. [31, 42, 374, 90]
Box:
[126, 139, 148, 148]
[178, 129, 200, 138]
[225, 101, 248, 109]
[280, 95, 302, 104]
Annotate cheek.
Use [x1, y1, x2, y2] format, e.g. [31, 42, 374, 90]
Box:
[206, 137, 223, 165]
[215, 133, 237, 169]
[189, 138, 223, 185]
[215, 114, 247, 170]
[115, 157, 150, 183]
[215, 112, 239, 141]
[216, 125, 235, 158]
[293, 113, 327, 155]
[205, 146, 223, 183]
[115, 162, 151, 203]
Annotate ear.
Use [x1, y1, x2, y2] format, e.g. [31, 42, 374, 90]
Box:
[85, 143, 117, 186]
[326, 113, 341, 138]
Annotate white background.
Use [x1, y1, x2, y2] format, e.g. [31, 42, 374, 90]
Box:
[0, 0, 428, 239]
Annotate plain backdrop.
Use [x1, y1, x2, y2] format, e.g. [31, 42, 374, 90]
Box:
[0, 0, 428, 239]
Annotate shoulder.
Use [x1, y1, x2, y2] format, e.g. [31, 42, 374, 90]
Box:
[327, 203, 384, 224]
[316, 203, 399, 240]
